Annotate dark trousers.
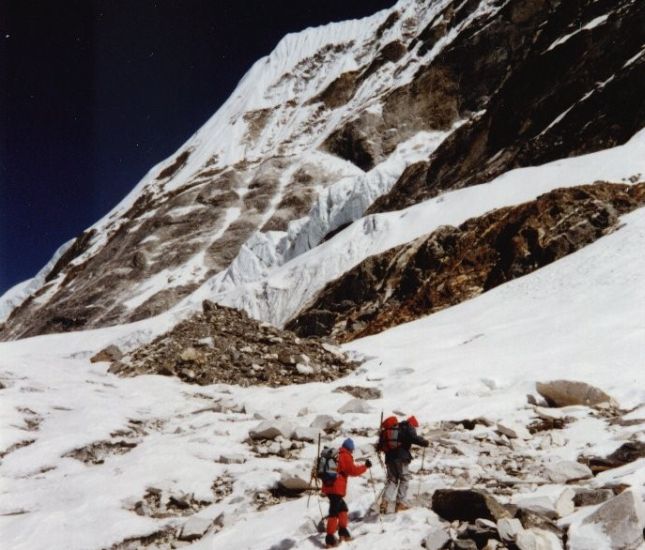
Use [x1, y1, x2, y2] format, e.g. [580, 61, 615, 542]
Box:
[326, 494, 349, 535]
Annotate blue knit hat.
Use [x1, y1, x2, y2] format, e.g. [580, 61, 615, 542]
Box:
[342, 438, 355, 452]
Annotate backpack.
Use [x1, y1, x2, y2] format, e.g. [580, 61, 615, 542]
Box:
[378, 415, 401, 452]
[317, 446, 339, 484]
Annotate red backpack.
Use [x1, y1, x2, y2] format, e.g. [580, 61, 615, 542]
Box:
[378, 416, 401, 452]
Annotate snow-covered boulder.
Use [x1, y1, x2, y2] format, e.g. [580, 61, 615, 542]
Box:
[291, 426, 319, 442]
[248, 420, 293, 440]
[544, 461, 592, 484]
[568, 490, 645, 550]
[516, 528, 562, 550]
[423, 525, 451, 550]
[513, 486, 575, 519]
[310, 415, 343, 432]
[497, 518, 523, 541]
[179, 516, 212, 541]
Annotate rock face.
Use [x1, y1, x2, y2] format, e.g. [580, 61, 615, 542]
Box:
[2, 0, 643, 343]
[112, 301, 357, 387]
[369, 0, 645, 214]
[288, 183, 645, 340]
[536, 380, 617, 408]
[568, 490, 645, 550]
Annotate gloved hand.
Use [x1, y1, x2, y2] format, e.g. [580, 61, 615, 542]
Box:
[365, 459, 372, 468]
[422, 440, 430, 448]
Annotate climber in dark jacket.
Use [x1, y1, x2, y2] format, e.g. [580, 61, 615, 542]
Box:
[379, 415, 429, 512]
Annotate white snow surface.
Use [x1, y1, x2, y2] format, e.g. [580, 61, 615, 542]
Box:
[1, 148, 645, 548]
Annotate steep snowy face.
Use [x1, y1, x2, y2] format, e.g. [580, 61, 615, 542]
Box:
[0, 0, 462, 339]
[1, 0, 643, 340]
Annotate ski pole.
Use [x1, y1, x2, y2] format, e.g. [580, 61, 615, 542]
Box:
[368, 464, 385, 532]
[307, 433, 321, 508]
[416, 447, 426, 499]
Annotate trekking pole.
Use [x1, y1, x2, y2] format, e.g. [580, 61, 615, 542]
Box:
[368, 465, 385, 532]
[416, 447, 426, 499]
[307, 433, 322, 508]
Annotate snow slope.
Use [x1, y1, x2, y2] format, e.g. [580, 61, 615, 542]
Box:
[181, 128, 645, 327]
[1, 194, 644, 549]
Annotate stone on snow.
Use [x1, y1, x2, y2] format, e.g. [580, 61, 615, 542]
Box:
[179, 516, 212, 541]
[544, 460, 593, 484]
[248, 420, 293, 440]
[536, 380, 617, 408]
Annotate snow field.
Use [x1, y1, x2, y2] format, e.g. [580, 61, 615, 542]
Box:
[1, 199, 644, 548]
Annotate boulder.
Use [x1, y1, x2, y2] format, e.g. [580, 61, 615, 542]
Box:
[338, 398, 373, 414]
[333, 385, 382, 400]
[248, 420, 293, 440]
[90, 344, 123, 363]
[568, 490, 645, 550]
[423, 525, 451, 550]
[432, 489, 511, 522]
[544, 461, 592, 484]
[588, 441, 645, 473]
[516, 528, 562, 550]
[179, 516, 212, 541]
[573, 488, 614, 507]
[497, 518, 523, 541]
[516, 509, 563, 538]
[217, 453, 246, 465]
[497, 421, 531, 440]
[514, 487, 575, 519]
[291, 426, 319, 442]
[277, 474, 311, 494]
[310, 415, 343, 432]
[536, 380, 617, 408]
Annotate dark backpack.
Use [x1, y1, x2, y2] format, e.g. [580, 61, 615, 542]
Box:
[378, 416, 401, 452]
[317, 447, 338, 484]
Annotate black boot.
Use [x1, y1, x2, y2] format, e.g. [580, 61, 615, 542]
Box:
[338, 527, 351, 541]
[325, 534, 338, 548]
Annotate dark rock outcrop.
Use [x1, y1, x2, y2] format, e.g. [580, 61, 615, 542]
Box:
[369, 0, 645, 213]
[288, 183, 645, 341]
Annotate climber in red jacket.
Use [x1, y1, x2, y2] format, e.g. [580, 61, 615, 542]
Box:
[320, 438, 371, 548]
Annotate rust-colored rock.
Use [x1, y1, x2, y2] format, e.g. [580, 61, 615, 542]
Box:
[289, 183, 645, 341]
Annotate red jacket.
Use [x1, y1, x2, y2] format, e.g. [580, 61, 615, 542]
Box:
[321, 447, 367, 497]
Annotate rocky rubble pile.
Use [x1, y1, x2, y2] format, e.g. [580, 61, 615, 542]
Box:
[103, 300, 357, 386]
